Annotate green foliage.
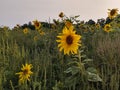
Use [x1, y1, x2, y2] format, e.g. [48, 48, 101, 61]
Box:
[64, 46, 102, 90]
[0, 14, 120, 90]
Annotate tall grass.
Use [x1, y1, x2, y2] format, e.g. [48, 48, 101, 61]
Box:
[91, 31, 120, 90]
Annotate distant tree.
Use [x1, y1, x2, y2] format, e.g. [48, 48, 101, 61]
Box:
[97, 18, 105, 27]
[28, 22, 35, 30]
[86, 19, 95, 25]
[105, 17, 113, 24]
[21, 23, 28, 29]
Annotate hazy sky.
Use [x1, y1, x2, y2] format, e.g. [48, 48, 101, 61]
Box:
[0, 0, 120, 28]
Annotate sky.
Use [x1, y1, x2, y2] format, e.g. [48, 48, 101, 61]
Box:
[0, 0, 120, 28]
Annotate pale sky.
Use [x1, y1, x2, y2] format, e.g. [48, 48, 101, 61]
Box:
[0, 0, 120, 28]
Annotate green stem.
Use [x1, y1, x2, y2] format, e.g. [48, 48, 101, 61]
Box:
[10, 80, 14, 90]
[43, 67, 46, 90]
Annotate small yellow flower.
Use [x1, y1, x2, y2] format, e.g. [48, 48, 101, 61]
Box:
[33, 20, 41, 30]
[108, 8, 119, 19]
[59, 12, 64, 18]
[56, 26, 81, 55]
[23, 28, 29, 34]
[38, 30, 45, 35]
[16, 63, 33, 84]
[104, 24, 111, 33]
[34, 36, 38, 41]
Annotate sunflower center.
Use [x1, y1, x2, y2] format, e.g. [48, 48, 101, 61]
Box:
[35, 22, 40, 27]
[110, 9, 116, 16]
[23, 69, 28, 75]
[66, 35, 73, 45]
[106, 26, 110, 30]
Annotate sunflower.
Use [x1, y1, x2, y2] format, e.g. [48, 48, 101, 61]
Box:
[38, 30, 45, 35]
[56, 26, 81, 55]
[95, 23, 100, 29]
[16, 63, 33, 84]
[65, 20, 72, 29]
[104, 24, 111, 33]
[108, 8, 119, 19]
[23, 28, 29, 34]
[33, 20, 41, 30]
[34, 36, 38, 41]
[59, 12, 64, 18]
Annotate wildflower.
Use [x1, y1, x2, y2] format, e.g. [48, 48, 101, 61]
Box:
[108, 8, 119, 19]
[65, 21, 72, 29]
[34, 36, 38, 41]
[38, 30, 45, 35]
[95, 23, 100, 29]
[16, 63, 33, 84]
[33, 20, 41, 30]
[56, 26, 81, 55]
[104, 24, 111, 33]
[59, 12, 64, 18]
[23, 28, 29, 34]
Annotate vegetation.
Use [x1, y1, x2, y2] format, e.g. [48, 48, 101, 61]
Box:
[0, 9, 120, 90]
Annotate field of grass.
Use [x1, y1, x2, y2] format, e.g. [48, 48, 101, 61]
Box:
[0, 11, 120, 90]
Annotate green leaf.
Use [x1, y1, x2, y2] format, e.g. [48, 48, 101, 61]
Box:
[87, 71, 102, 82]
[64, 66, 80, 75]
[75, 15, 80, 18]
[86, 67, 97, 74]
[82, 59, 93, 63]
[86, 67, 102, 82]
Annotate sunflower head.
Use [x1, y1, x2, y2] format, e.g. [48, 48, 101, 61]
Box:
[23, 28, 29, 34]
[16, 24, 20, 28]
[108, 8, 119, 19]
[38, 30, 45, 35]
[16, 63, 33, 84]
[56, 26, 81, 55]
[33, 20, 41, 30]
[59, 12, 64, 18]
[104, 24, 111, 33]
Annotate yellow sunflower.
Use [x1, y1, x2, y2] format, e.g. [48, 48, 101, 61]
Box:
[23, 28, 29, 34]
[104, 24, 111, 33]
[108, 8, 119, 19]
[16, 63, 33, 84]
[33, 20, 41, 30]
[56, 26, 81, 55]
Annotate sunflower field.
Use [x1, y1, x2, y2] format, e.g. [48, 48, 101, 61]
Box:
[0, 9, 120, 90]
